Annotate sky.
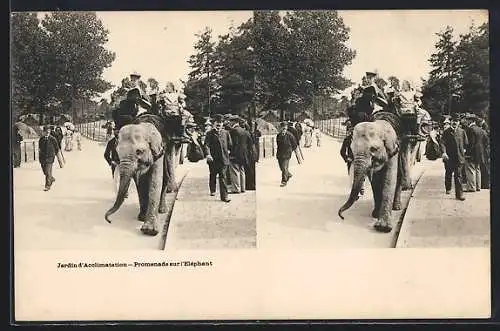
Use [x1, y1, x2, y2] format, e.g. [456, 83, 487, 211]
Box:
[94, 10, 487, 100]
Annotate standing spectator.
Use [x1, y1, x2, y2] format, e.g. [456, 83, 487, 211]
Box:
[314, 126, 322, 147]
[463, 114, 484, 192]
[340, 124, 365, 196]
[303, 123, 313, 148]
[104, 128, 123, 196]
[12, 125, 23, 168]
[74, 128, 82, 151]
[439, 114, 468, 201]
[287, 121, 303, 162]
[240, 118, 256, 191]
[204, 114, 232, 202]
[64, 129, 73, 151]
[38, 126, 60, 191]
[227, 115, 252, 194]
[52, 126, 64, 150]
[251, 121, 262, 163]
[276, 122, 298, 187]
[103, 120, 114, 142]
[476, 117, 490, 189]
[294, 122, 303, 145]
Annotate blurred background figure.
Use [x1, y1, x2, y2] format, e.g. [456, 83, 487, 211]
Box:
[12, 124, 23, 168]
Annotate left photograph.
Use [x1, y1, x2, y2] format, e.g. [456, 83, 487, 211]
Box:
[11, 11, 257, 251]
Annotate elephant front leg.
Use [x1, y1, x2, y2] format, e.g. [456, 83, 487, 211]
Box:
[374, 157, 398, 233]
[135, 175, 149, 222]
[158, 160, 169, 214]
[165, 143, 178, 193]
[392, 158, 403, 211]
[370, 171, 382, 219]
[141, 161, 163, 236]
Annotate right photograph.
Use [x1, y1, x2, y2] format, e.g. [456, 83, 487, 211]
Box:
[255, 9, 490, 249]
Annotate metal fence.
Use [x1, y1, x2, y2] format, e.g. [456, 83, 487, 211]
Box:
[258, 117, 347, 159]
[77, 120, 109, 142]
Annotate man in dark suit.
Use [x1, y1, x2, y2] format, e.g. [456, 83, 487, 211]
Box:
[439, 114, 468, 201]
[204, 114, 232, 202]
[227, 115, 252, 194]
[475, 117, 490, 189]
[12, 125, 23, 168]
[38, 126, 60, 191]
[276, 121, 298, 187]
[463, 114, 485, 192]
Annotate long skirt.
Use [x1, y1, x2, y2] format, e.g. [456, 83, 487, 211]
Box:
[304, 132, 313, 148]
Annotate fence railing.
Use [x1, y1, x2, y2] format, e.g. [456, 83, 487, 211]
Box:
[77, 120, 109, 143]
[257, 118, 346, 159]
[17, 139, 39, 164]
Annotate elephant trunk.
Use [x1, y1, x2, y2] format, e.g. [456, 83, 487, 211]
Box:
[105, 164, 134, 223]
[338, 158, 369, 220]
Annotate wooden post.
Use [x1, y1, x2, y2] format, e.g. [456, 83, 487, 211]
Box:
[24, 142, 27, 162]
[263, 137, 266, 158]
[32, 141, 36, 161]
[271, 137, 275, 157]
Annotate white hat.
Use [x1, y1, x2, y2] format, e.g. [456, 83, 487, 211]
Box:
[130, 71, 141, 78]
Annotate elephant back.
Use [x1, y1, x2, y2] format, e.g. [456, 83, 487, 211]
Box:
[372, 111, 401, 137]
[133, 113, 167, 139]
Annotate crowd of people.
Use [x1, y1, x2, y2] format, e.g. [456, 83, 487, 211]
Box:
[337, 69, 490, 202]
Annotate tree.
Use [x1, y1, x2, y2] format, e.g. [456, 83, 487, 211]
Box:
[11, 13, 51, 121]
[283, 11, 356, 106]
[11, 12, 116, 124]
[421, 23, 489, 118]
[421, 26, 460, 116]
[455, 22, 489, 116]
[184, 27, 217, 118]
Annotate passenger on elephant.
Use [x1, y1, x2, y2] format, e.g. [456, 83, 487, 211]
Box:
[350, 72, 388, 127]
[439, 114, 468, 201]
[396, 80, 419, 136]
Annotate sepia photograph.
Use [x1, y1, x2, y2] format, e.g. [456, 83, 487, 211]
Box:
[11, 9, 490, 322]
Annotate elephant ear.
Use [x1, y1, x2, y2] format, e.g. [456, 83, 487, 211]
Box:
[145, 125, 164, 160]
[383, 126, 400, 158]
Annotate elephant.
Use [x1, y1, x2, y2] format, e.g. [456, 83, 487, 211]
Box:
[338, 112, 403, 233]
[104, 113, 179, 236]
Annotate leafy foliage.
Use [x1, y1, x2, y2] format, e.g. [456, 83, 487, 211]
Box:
[421, 23, 489, 118]
[11, 12, 115, 124]
[183, 10, 356, 121]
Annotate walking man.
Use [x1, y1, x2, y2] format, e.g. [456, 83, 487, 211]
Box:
[276, 122, 298, 187]
[12, 125, 23, 168]
[38, 126, 60, 191]
[204, 114, 232, 203]
[439, 114, 468, 201]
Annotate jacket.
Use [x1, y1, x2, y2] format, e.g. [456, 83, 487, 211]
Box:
[38, 135, 60, 164]
[276, 130, 298, 160]
[204, 128, 232, 166]
[439, 126, 468, 165]
[465, 123, 488, 165]
[340, 134, 354, 163]
[229, 125, 253, 166]
[104, 137, 120, 167]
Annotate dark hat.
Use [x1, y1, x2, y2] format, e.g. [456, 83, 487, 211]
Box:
[279, 121, 288, 128]
[43, 125, 51, 131]
[450, 113, 460, 121]
[212, 114, 223, 122]
[366, 71, 377, 77]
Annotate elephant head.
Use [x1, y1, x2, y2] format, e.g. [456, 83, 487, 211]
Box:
[105, 123, 164, 223]
[338, 120, 399, 219]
